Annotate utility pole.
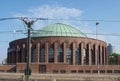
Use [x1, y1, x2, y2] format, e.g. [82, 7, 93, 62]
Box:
[21, 18, 35, 81]
[0, 17, 47, 81]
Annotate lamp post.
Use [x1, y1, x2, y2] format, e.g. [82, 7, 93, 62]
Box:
[96, 22, 99, 74]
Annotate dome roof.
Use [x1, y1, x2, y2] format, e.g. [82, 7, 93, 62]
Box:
[31, 23, 87, 38]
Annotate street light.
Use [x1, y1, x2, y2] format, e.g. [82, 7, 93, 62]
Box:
[96, 21, 99, 74]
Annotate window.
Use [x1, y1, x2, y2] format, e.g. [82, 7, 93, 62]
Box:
[107, 70, 112, 73]
[114, 70, 120, 73]
[66, 48, 72, 64]
[100, 70, 105, 73]
[40, 48, 45, 62]
[32, 48, 37, 62]
[39, 65, 46, 73]
[91, 47, 95, 65]
[83, 48, 87, 65]
[78, 70, 83, 73]
[58, 47, 63, 62]
[60, 70, 66, 73]
[85, 70, 91, 73]
[92, 70, 98, 73]
[75, 48, 80, 65]
[71, 70, 76, 73]
[48, 48, 54, 62]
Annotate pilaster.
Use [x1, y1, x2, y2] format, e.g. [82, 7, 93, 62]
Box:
[45, 43, 48, 63]
[54, 42, 57, 63]
[63, 43, 66, 63]
[72, 43, 75, 65]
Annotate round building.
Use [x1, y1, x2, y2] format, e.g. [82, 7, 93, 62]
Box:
[7, 23, 108, 73]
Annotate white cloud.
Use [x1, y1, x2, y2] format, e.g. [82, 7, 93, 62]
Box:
[15, 5, 82, 20]
[28, 5, 82, 18]
[15, 5, 83, 29]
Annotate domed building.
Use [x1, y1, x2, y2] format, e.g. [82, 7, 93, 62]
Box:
[1, 23, 119, 74]
[0, 23, 120, 74]
[6, 23, 109, 73]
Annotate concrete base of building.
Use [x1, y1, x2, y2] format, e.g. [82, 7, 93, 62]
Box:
[0, 73, 119, 81]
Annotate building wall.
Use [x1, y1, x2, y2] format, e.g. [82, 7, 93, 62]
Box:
[0, 65, 16, 72]
[7, 37, 107, 66]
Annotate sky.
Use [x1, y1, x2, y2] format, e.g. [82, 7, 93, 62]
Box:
[0, 0, 120, 63]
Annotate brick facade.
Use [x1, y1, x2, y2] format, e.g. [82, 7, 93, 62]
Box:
[0, 36, 119, 74]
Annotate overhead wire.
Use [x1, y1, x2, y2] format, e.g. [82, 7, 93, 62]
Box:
[1, 17, 120, 39]
[1, 17, 120, 22]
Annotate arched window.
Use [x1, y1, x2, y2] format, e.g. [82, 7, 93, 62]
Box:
[75, 48, 80, 65]
[58, 47, 63, 62]
[98, 45, 100, 65]
[40, 48, 45, 62]
[83, 48, 87, 65]
[48, 48, 54, 62]
[91, 45, 96, 65]
[32, 48, 37, 62]
[66, 48, 72, 64]
[91, 49, 95, 65]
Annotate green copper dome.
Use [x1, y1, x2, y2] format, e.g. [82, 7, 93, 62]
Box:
[31, 23, 87, 37]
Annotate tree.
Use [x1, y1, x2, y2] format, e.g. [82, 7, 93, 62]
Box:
[108, 53, 120, 65]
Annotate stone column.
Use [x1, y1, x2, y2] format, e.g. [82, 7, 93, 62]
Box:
[63, 43, 66, 63]
[54, 42, 57, 63]
[45, 43, 48, 63]
[81, 43, 84, 65]
[72, 43, 75, 65]
[88, 44, 91, 65]
[36, 43, 40, 63]
[103, 46, 106, 65]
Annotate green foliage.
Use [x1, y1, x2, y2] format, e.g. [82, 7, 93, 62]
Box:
[108, 53, 120, 65]
[117, 77, 120, 81]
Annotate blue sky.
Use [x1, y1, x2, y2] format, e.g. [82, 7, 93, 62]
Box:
[0, 0, 120, 63]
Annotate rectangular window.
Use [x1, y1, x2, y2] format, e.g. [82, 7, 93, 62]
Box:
[85, 70, 91, 73]
[107, 70, 112, 73]
[71, 70, 76, 73]
[100, 70, 105, 73]
[92, 70, 98, 73]
[78, 70, 83, 73]
[114, 70, 120, 73]
[60, 70, 66, 73]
